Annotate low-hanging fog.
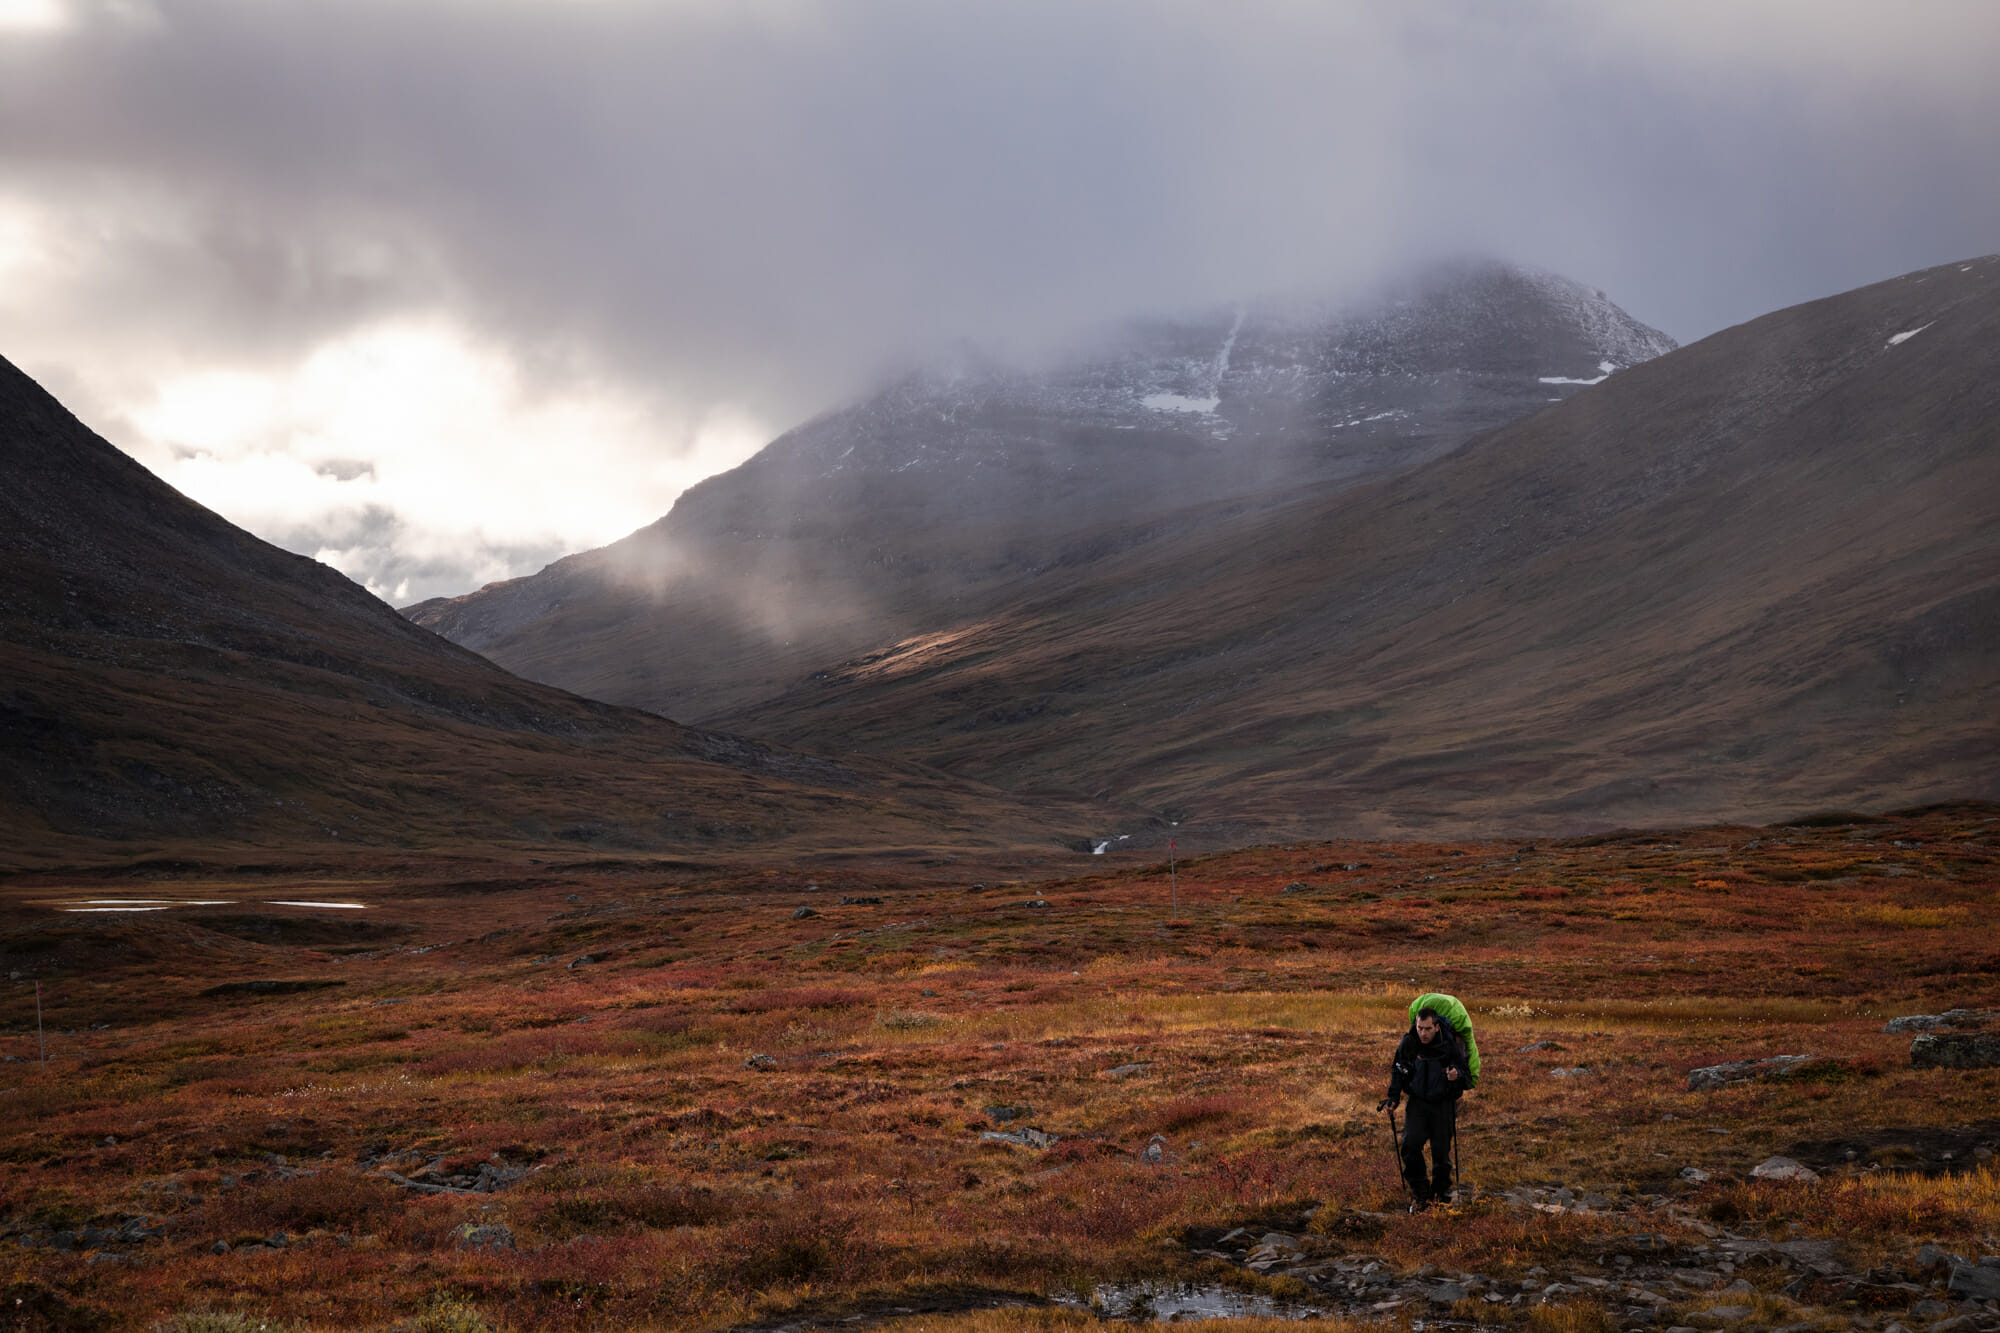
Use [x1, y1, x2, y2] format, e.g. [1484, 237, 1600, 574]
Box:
[3, 0, 1997, 602]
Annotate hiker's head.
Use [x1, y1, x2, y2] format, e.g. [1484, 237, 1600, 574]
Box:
[1415, 1009, 1442, 1042]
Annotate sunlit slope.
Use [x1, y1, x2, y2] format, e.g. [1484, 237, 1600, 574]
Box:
[717, 256, 2000, 837]
[0, 354, 1103, 869]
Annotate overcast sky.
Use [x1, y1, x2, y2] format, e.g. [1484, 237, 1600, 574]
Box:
[4, 0, 1997, 604]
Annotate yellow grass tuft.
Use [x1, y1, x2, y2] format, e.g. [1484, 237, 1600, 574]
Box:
[1848, 903, 1967, 928]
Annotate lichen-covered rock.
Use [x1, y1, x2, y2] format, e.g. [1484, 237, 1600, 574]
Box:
[1750, 1155, 1820, 1183]
[1884, 1009, 1996, 1033]
[452, 1223, 514, 1251]
[1910, 1032, 2000, 1069]
[1685, 1054, 1813, 1090]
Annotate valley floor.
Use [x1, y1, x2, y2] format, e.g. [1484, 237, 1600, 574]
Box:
[1, 805, 1997, 1332]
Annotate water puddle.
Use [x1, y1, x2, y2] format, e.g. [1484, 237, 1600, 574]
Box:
[62, 899, 232, 912]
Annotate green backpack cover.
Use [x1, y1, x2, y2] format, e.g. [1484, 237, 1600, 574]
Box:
[1408, 992, 1481, 1089]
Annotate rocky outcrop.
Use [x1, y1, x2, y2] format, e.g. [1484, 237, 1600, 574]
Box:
[1886, 1009, 1997, 1033]
[1686, 1054, 1814, 1090]
[1911, 1032, 2000, 1070]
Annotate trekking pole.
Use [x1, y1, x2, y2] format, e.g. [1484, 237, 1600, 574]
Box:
[1450, 1098, 1462, 1203]
[1385, 1102, 1412, 1203]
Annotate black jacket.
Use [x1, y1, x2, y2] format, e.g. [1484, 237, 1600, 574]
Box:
[1385, 1025, 1468, 1105]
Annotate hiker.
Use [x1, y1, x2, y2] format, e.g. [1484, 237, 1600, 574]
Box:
[1377, 1006, 1468, 1209]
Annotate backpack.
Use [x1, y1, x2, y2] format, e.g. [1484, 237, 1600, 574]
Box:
[1409, 992, 1481, 1089]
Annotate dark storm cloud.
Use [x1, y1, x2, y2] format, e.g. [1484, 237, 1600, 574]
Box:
[9, 0, 1989, 397]
[3, 0, 1997, 598]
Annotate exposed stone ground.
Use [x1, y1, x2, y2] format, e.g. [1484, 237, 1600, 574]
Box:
[1177, 1185, 2000, 1332]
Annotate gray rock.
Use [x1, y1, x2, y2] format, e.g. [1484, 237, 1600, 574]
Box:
[1691, 1306, 1756, 1325]
[1884, 1009, 1996, 1033]
[791, 906, 818, 919]
[1686, 1054, 1814, 1090]
[1918, 1245, 1968, 1273]
[1770, 1238, 1841, 1273]
[980, 1127, 1057, 1149]
[1679, 1166, 1712, 1183]
[1751, 1155, 1821, 1183]
[984, 1104, 1031, 1123]
[1911, 1032, 2000, 1070]
[1946, 1259, 2000, 1300]
[1926, 1316, 1978, 1333]
[1519, 1039, 1563, 1052]
[452, 1223, 514, 1251]
[1105, 1062, 1153, 1078]
[743, 1053, 778, 1070]
[1550, 1066, 1590, 1078]
[1427, 1281, 1468, 1303]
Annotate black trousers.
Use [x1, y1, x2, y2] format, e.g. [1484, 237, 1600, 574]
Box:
[1400, 1097, 1455, 1202]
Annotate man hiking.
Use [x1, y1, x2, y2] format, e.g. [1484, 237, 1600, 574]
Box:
[1377, 1005, 1468, 1209]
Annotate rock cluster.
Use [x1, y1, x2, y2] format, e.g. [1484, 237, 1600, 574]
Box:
[1174, 1186, 2000, 1330]
[1685, 1054, 1815, 1090]
[1891, 1010, 2000, 1070]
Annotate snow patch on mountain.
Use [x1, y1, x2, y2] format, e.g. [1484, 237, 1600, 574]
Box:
[1144, 393, 1221, 414]
[713, 258, 1679, 499]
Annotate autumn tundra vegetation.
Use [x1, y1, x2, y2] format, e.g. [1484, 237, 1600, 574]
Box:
[1, 803, 1996, 1332]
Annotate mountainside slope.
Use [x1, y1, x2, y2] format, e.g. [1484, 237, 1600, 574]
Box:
[0, 355, 1099, 870]
[715, 256, 2000, 837]
[406, 259, 1674, 723]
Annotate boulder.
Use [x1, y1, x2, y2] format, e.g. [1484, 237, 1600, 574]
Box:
[1946, 1258, 2000, 1301]
[1884, 1009, 1995, 1033]
[1686, 1054, 1814, 1090]
[1750, 1155, 1821, 1183]
[1910, 1032, 2000, 1070]
[452, 1223, 514, 1251]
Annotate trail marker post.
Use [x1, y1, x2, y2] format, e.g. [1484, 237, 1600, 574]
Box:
[36, 981, 46, 1070]
[1168, 838, 1178, 920]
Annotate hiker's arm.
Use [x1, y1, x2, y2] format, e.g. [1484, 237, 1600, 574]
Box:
[1380, 1035, 1412, 1106]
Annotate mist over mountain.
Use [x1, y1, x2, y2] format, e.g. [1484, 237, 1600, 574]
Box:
[719, 254, 2000, 837]
[0, 353, 1102, 870]
[407, 258, 1674, 723]
[412, 255, 1997, 840]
